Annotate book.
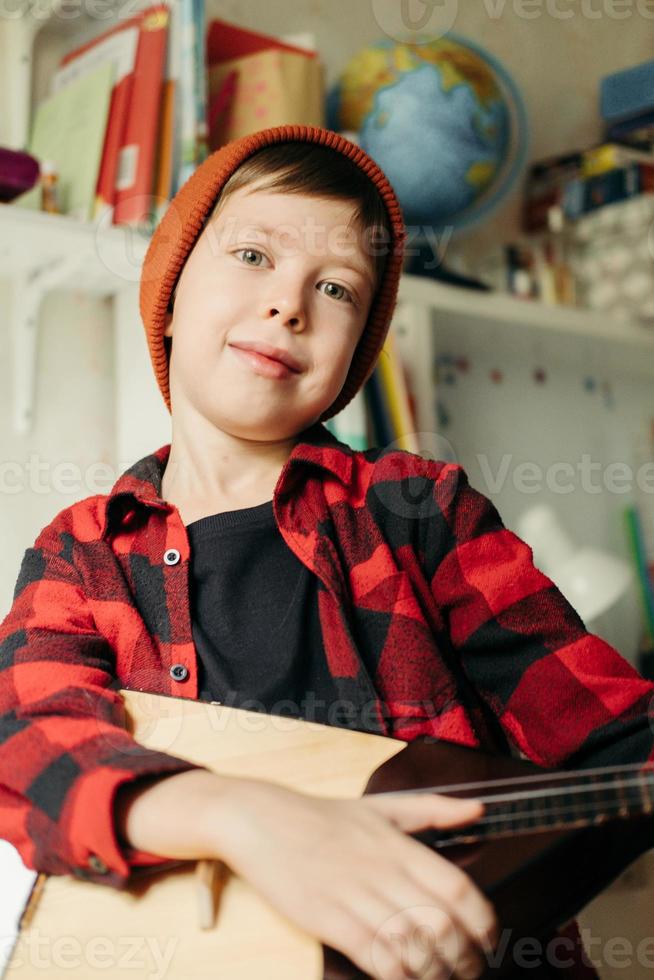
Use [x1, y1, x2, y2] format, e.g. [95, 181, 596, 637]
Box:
[149, 59, 176, 226]
[176, 0, 201, 188]
[522, 150, 584, 233]
[582, 142, 654, 177]
[12, 61, 114, 221]
[149, 0, 180, 223]
[607, 114, 654, 143]
[53, 14, 141, 222]
[113, 5, 169, 228]
[523, 158, 653, 232]
[206, 18, 317, 63]
[376, 330, 420, 454]
[325, 389, 369, 451]
[600, 59, 654, 125]
[207, 69, 237, 151]
[192, 0, 209, 168]
[206, 19, 324, 147]
[582, 163, 646, 213]
[364, 368, 394, 449]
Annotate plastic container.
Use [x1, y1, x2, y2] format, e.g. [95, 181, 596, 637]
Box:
[0, 147, 40, 203]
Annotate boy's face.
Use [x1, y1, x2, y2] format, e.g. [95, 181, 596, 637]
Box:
[163, 180, 377, 442]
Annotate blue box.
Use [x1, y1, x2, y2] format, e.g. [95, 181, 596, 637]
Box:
[601, 60, 654, 123]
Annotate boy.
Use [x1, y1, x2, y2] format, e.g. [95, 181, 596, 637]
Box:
[1, 124, 653, 980]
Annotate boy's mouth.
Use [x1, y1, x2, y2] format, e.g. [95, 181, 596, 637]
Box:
[228, 341, 303, 373]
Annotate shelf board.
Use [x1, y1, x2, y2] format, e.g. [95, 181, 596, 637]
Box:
[0, 204, 149, 294]
[398, 274, 654, 379]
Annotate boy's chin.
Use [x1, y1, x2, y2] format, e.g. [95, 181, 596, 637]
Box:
[203, 411, 317, 443]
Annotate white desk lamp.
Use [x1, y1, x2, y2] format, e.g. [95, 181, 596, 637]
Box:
[516, 504, 633, 626]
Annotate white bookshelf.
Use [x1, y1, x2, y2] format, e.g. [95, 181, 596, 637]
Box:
[398, 273, 654, 383]
[1, 205, 149, 433]
[0, 205, 149, 290]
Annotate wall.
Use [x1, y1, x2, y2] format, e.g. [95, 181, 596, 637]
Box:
[0, 282, 115, 617]
[207, 0, 654, 268]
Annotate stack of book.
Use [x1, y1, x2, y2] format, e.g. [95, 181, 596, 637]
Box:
[14, 1, 210, 228]
[326, 329, 420, 454]
[524, 58, 654, 236]
[522, 141, 654, 235]
[12, 8, 325, 229]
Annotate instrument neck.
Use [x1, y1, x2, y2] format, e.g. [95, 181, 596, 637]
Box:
[420, 762, 654, 845]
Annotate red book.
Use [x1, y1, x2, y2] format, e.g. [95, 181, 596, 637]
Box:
[113, 6, 170, 227]
[55, 14, 141, 220]
[206, 19, 313, 63]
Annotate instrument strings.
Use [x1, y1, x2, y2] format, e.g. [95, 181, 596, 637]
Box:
[375, 763, 654, 839]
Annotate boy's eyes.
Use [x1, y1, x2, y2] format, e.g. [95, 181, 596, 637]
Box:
[232, 247, 355, 305]
[237, 247, 266, 267]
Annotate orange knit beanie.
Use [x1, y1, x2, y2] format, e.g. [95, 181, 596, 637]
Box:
[139, 124, 407, 422]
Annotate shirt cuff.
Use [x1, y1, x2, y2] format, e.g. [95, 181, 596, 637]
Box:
[65, 750, 208, 888]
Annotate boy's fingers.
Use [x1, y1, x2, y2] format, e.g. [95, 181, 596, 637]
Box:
[366, 792, 484, 833]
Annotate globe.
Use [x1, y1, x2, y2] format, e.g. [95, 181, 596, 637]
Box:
[327, 33, 529, 233]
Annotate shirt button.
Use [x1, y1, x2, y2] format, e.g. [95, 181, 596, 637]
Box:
[88, 854, 109, 874]
[163, 548, 180, 565]
[170, 663, 189, 682]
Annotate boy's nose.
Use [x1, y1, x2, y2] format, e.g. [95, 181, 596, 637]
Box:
[268, 307, 302, 328]
[263, 295, 306, 330]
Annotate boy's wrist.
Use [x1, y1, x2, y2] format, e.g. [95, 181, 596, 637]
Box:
[201, 772, 258, 863]
[174, 769, 273, 865]
[115, 767, 245, 862]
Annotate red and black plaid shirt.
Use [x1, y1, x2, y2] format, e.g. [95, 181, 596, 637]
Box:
[1, 422, 651, 975]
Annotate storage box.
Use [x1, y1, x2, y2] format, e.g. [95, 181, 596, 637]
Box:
[567, 195, 654, 324]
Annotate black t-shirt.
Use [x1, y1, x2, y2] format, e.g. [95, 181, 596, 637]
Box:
[186, 500, 340, 726]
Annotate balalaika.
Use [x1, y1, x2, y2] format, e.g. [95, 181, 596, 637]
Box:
[5, 689, 654, 979]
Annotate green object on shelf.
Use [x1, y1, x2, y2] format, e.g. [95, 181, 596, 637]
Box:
[623, 504, 654, 643]
[12, 61, 113, 222]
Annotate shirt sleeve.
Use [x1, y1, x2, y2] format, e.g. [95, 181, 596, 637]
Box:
[0, 510, 210, 890]
[425, 463, 654, 771]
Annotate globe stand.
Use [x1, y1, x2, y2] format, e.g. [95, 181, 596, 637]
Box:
[403, 238, 491, 292]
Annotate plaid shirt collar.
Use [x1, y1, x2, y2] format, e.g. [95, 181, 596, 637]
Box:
[100, 421, 354, 540]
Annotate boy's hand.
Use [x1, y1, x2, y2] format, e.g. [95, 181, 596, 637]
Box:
[209, 777, 498, 980]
